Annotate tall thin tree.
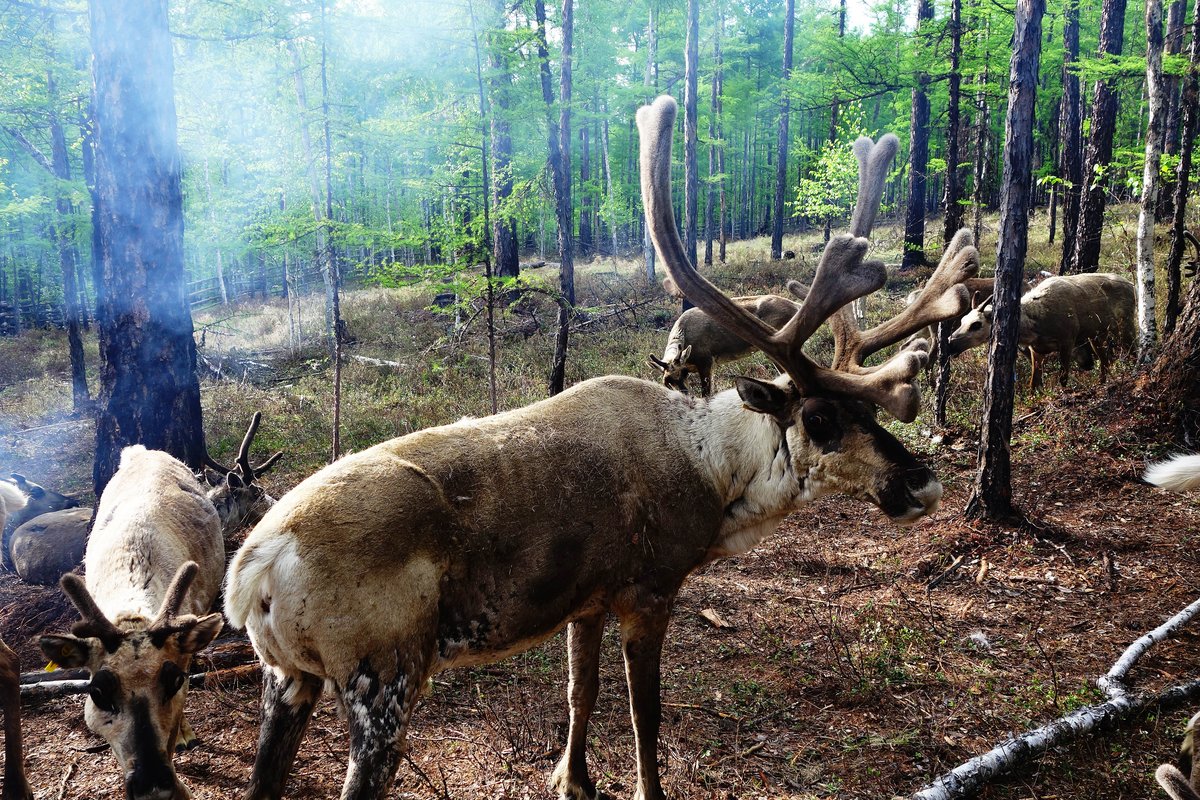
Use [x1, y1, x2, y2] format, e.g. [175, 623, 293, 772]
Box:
[1135, 0, 1167, 360]
[683, 0, 699, 308]
[902, 0, 934, 271]
[1164, 0, 1200, 334]
[770, 0, 794, 261]
[490, 0, 519, 279]
[1069, 0, 1128, 274]
[89, 0, 208, 495]
[642, 2, 657, 281]
[1058, 0, 1083, 273]
[543, 0, 575, 396]
[966, 0, 1045, 522]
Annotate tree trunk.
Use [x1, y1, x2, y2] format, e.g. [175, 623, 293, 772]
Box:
[705, 13, 721, 267]
[942, 0, 965, 244]
[1069, 0, 1128, 275]
[966, 0, 1045, 522]
[1165, 0, 1200, 335]
[1058, 0, 1083, 272]
[89, 0, 207, 497]
[902, 0, 934, 270]
[642, 2, 657, 282]
[683, 0, 700, 308]
[1135, 0, 1166, 360]
[490, 0, 519, 279]
[540, 0, 574, 396]
[46, 70, 89, 411]
[1143, 270, 1200, 444]
[770, 0, 794, 261]
[972, 19, 991, 245]
[578, 117, 592, 256]
[1157, 0, 1188, 221]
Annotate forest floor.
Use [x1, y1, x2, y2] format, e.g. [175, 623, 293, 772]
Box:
[1, 211, 1198, 799]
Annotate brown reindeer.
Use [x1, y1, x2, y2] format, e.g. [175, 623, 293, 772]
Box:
[648, 289, 804, 396]
[1, 638, 31, 800]
[947, 272, 1134, 389]
[224, 95, 977, 800]
[38, 416, 280, 800]
[0, 474, 80, 571]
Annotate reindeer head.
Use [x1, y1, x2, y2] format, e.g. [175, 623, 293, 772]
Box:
[638, 96, 978, 524]
[946, 298, 994, 355]
[202, 413, 282, 532]
[39, 563, 222, 800]
[647, 346, 694, 393]
[7, 473, 80, 519]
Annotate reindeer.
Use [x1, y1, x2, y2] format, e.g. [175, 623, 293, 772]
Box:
[0, 474, 80, 571]
[38, 416, 280, 800]
[648, 288, 805, 396]
[946, 272, 1135, 390]
[223, 96, 977, 800]
[1145, 454, 1200, 492]
[1158, 711, 1200, 800]
[1, 638, 31, 800]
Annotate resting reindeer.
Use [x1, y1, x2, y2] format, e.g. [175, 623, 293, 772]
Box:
[649, 287, 805, 396]
[38, 417, 280, 800]
[0, 474, 80, 571]
[947, 272, 1134, 390]
[224, 96, 978, 800]
[1157, 711, 1200, 800]
[1, 638, 31, 800]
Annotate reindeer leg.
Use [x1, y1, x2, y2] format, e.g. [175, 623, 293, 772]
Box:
[243, 667, 323, 800]
[619, 602, 672, 800]
[551, 611, 607, 800]
[1028, 349, 1044, 392]
[1059, 347, 1071, 388]
[339, 652, 429, 800]
[700, 370, 712, 398]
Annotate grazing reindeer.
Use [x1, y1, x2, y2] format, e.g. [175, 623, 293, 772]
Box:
[225, 95, 977, 800]
[38, 417, 280, 800]
[649, 288, 805, 396]
[947, 272, 1134, 389]
[1, 638, 32, 800]
[1157, 711, 1200, 800]
[0, 474, 80, 571]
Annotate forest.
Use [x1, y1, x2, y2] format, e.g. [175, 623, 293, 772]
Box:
[0, 0, 1199, 798]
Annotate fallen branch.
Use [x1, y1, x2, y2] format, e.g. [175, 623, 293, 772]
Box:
[912, 596, 1200, 800]
[348, 354, 407, 369]
[1100, 596, 1200, 698]
[22, 662, 262, 701]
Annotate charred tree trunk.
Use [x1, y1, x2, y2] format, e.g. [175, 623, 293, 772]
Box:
[902, 0, 934, 271]
[1135, 0, 1166, 359]
[770, 0, 794, 261]
[490, 0, 519, 280]
[942, 0, 965, 243]
[541, 0, 574, 396]
[972, 21, 991, 245]
[1059, 0, 1083, 273]
[1069, 0, 1128, 275]
[1164, 0, 1200, 334]
[1142, 273, 1200, 444]
[89, 0, 207, 496]
[966, 0, 1044, 522]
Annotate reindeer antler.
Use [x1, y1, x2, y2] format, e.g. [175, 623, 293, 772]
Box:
[638, 95, 946, 422]
[60, 574, 124, 650]
[149, 561, 200, 631]
[1184, 230, 1199, 280]
[204, 413, 283, 481]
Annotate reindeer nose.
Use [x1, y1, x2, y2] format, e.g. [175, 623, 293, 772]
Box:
[878, 468, 942, 526]
[125, 763, 177, 800]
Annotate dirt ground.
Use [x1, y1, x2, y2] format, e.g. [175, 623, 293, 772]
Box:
[2, 379, 1198, 800]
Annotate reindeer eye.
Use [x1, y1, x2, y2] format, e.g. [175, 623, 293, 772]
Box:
[969, 321, 982, 331]
[88, 670, 120, 713]
[160, 662, 187, 701]
[801, 400, 841, 445]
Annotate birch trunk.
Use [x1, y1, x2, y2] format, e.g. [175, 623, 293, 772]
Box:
[1135, 0, 1166, 360]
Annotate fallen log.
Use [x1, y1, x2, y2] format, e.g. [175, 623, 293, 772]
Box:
[21, 663, 263, 702]
[912, 596, 1200, 800]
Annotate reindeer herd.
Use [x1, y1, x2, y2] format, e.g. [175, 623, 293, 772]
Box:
[0, 96, 1196, 800]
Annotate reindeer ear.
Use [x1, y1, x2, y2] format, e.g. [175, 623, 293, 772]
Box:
[40, 634, 97, 669]
[680, 345, 693, 363]
[225, 471, 245, 490]
[165, 613, 224, 656]
[735, 377, 791, 418]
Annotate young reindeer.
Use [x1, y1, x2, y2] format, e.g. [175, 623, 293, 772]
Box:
[1157, 711, 1200, 800]
[38, 416, 281, 800]
[649, 292, 802, 395]
[225, 95, 977, 800]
